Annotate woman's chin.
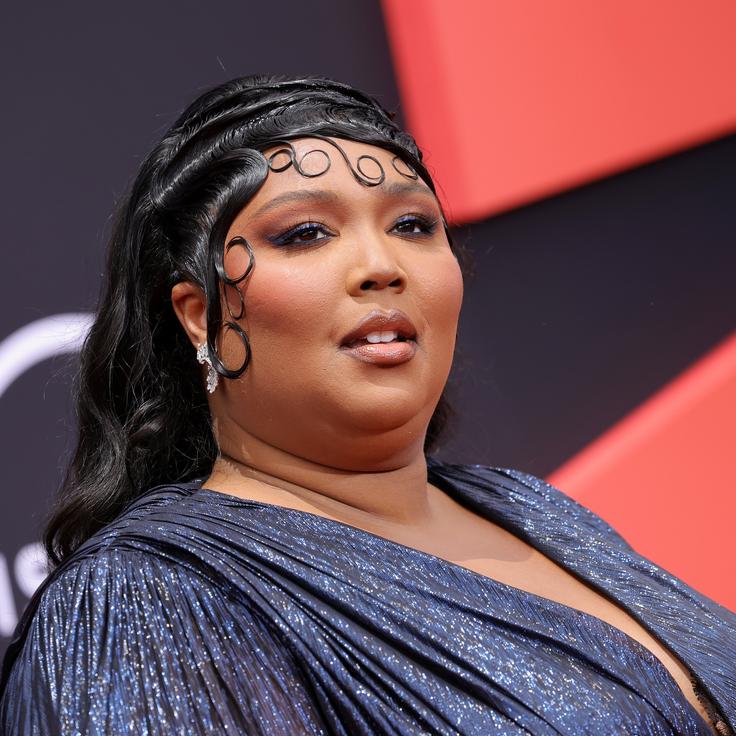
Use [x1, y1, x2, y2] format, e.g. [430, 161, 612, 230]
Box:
[313, 431, 426, 471]
[335, 400, 431, 440]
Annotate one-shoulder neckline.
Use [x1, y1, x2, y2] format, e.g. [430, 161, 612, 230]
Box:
[192, 483, 660, 661]
[192, 473, 716, 734]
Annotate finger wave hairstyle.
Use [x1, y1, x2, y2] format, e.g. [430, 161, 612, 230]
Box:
[45, 74, 461, 566]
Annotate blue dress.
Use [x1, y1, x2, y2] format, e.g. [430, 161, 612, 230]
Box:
[1, 459, 734, 734]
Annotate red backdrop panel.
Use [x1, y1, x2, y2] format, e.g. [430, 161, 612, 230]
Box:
[549, 332, 736, 611]
[381, 0, 736, 223]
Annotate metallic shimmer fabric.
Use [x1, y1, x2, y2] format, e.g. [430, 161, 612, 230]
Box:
[1, 459, 734, 734]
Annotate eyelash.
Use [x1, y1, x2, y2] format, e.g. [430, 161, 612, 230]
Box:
[393, 214, 440, 237]
[269, 213, 439, 247]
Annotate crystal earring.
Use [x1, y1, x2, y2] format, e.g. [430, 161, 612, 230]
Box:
[196, 343, 219, 394]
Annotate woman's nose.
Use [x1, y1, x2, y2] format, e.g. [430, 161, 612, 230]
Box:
[345, 236, 407, 296]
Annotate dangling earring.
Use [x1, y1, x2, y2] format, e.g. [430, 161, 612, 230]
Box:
[196, 343, 219, 394]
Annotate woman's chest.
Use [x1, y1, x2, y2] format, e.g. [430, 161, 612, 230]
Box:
[388, 488, 721, 731]
[448, 543, 720, 734]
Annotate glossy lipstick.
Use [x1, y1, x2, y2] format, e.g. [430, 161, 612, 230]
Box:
[339, 309, 418, 366]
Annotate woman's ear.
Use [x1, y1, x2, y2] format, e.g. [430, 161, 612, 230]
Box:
[171, 281, 207, 347]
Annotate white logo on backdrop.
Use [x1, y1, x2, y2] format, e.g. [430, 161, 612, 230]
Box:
[0, 313, 94, 399]
[0, 313, 93, 635]
[0, 544, 48, 637]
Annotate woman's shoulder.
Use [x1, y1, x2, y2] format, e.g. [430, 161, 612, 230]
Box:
[0, 481, 224, 698]
[427, 456, 635, 551]
[53, 478, 224, 567]
[0, 528, 325, 734]
[0, 539, 208, 682]
[427, 455, 561, 493]
[428, 455, 577, 502]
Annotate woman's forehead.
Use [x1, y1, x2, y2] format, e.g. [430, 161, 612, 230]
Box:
[227, 137, 441, 238]
[258, 135, 431, 194]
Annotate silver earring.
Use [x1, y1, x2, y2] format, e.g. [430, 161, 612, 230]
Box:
[196, 343, 219, 394]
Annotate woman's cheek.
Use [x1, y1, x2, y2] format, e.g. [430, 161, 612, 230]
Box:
[421, 255, 464, 327]
[445, 257, 464, 323]
[243, 260, 334, 341]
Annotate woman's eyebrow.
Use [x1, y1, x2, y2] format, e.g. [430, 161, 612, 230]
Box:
[252, 189, 340, 218]
[382, 180, 438, 205]
[251, 181, 439, 219]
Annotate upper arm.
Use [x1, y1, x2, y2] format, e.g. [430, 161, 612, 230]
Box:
[1, 549, 327, 735]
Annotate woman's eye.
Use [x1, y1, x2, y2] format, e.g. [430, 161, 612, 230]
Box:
[270, 222, 332, 247]
[392, 215, 438, 237]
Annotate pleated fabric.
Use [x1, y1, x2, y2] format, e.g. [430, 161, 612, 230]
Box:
[1, 459, 734, 735]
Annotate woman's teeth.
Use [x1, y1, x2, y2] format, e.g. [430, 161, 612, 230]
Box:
[341, 328, 416, 363]
[365, 330, 399, 344]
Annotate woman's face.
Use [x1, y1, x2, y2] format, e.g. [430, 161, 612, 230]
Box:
[214, 136, 463, 469]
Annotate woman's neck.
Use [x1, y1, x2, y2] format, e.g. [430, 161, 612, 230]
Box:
[206, 431, 436, 530]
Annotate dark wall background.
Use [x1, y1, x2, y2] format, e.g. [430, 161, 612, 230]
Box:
[1, 2, 734, 657]
[441, 134, 736, 471]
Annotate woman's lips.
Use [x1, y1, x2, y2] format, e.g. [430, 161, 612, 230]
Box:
[340, 339, 417, 365]
[338, 309, 419, 365]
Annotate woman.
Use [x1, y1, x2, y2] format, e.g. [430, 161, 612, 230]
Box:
[0, 75, 733, 735]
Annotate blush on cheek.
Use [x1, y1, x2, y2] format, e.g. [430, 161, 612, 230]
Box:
[221, 238, 324, 325]
[421, 257, 464, 326]
[240, 262, 334, 337]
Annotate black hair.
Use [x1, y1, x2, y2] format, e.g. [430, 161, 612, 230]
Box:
[44, 74, 461, 566]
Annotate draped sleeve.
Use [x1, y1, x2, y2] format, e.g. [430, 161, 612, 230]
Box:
[0, 548, 328, 735]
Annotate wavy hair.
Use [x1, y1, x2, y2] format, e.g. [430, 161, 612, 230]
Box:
[44, 74, 460, 566]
